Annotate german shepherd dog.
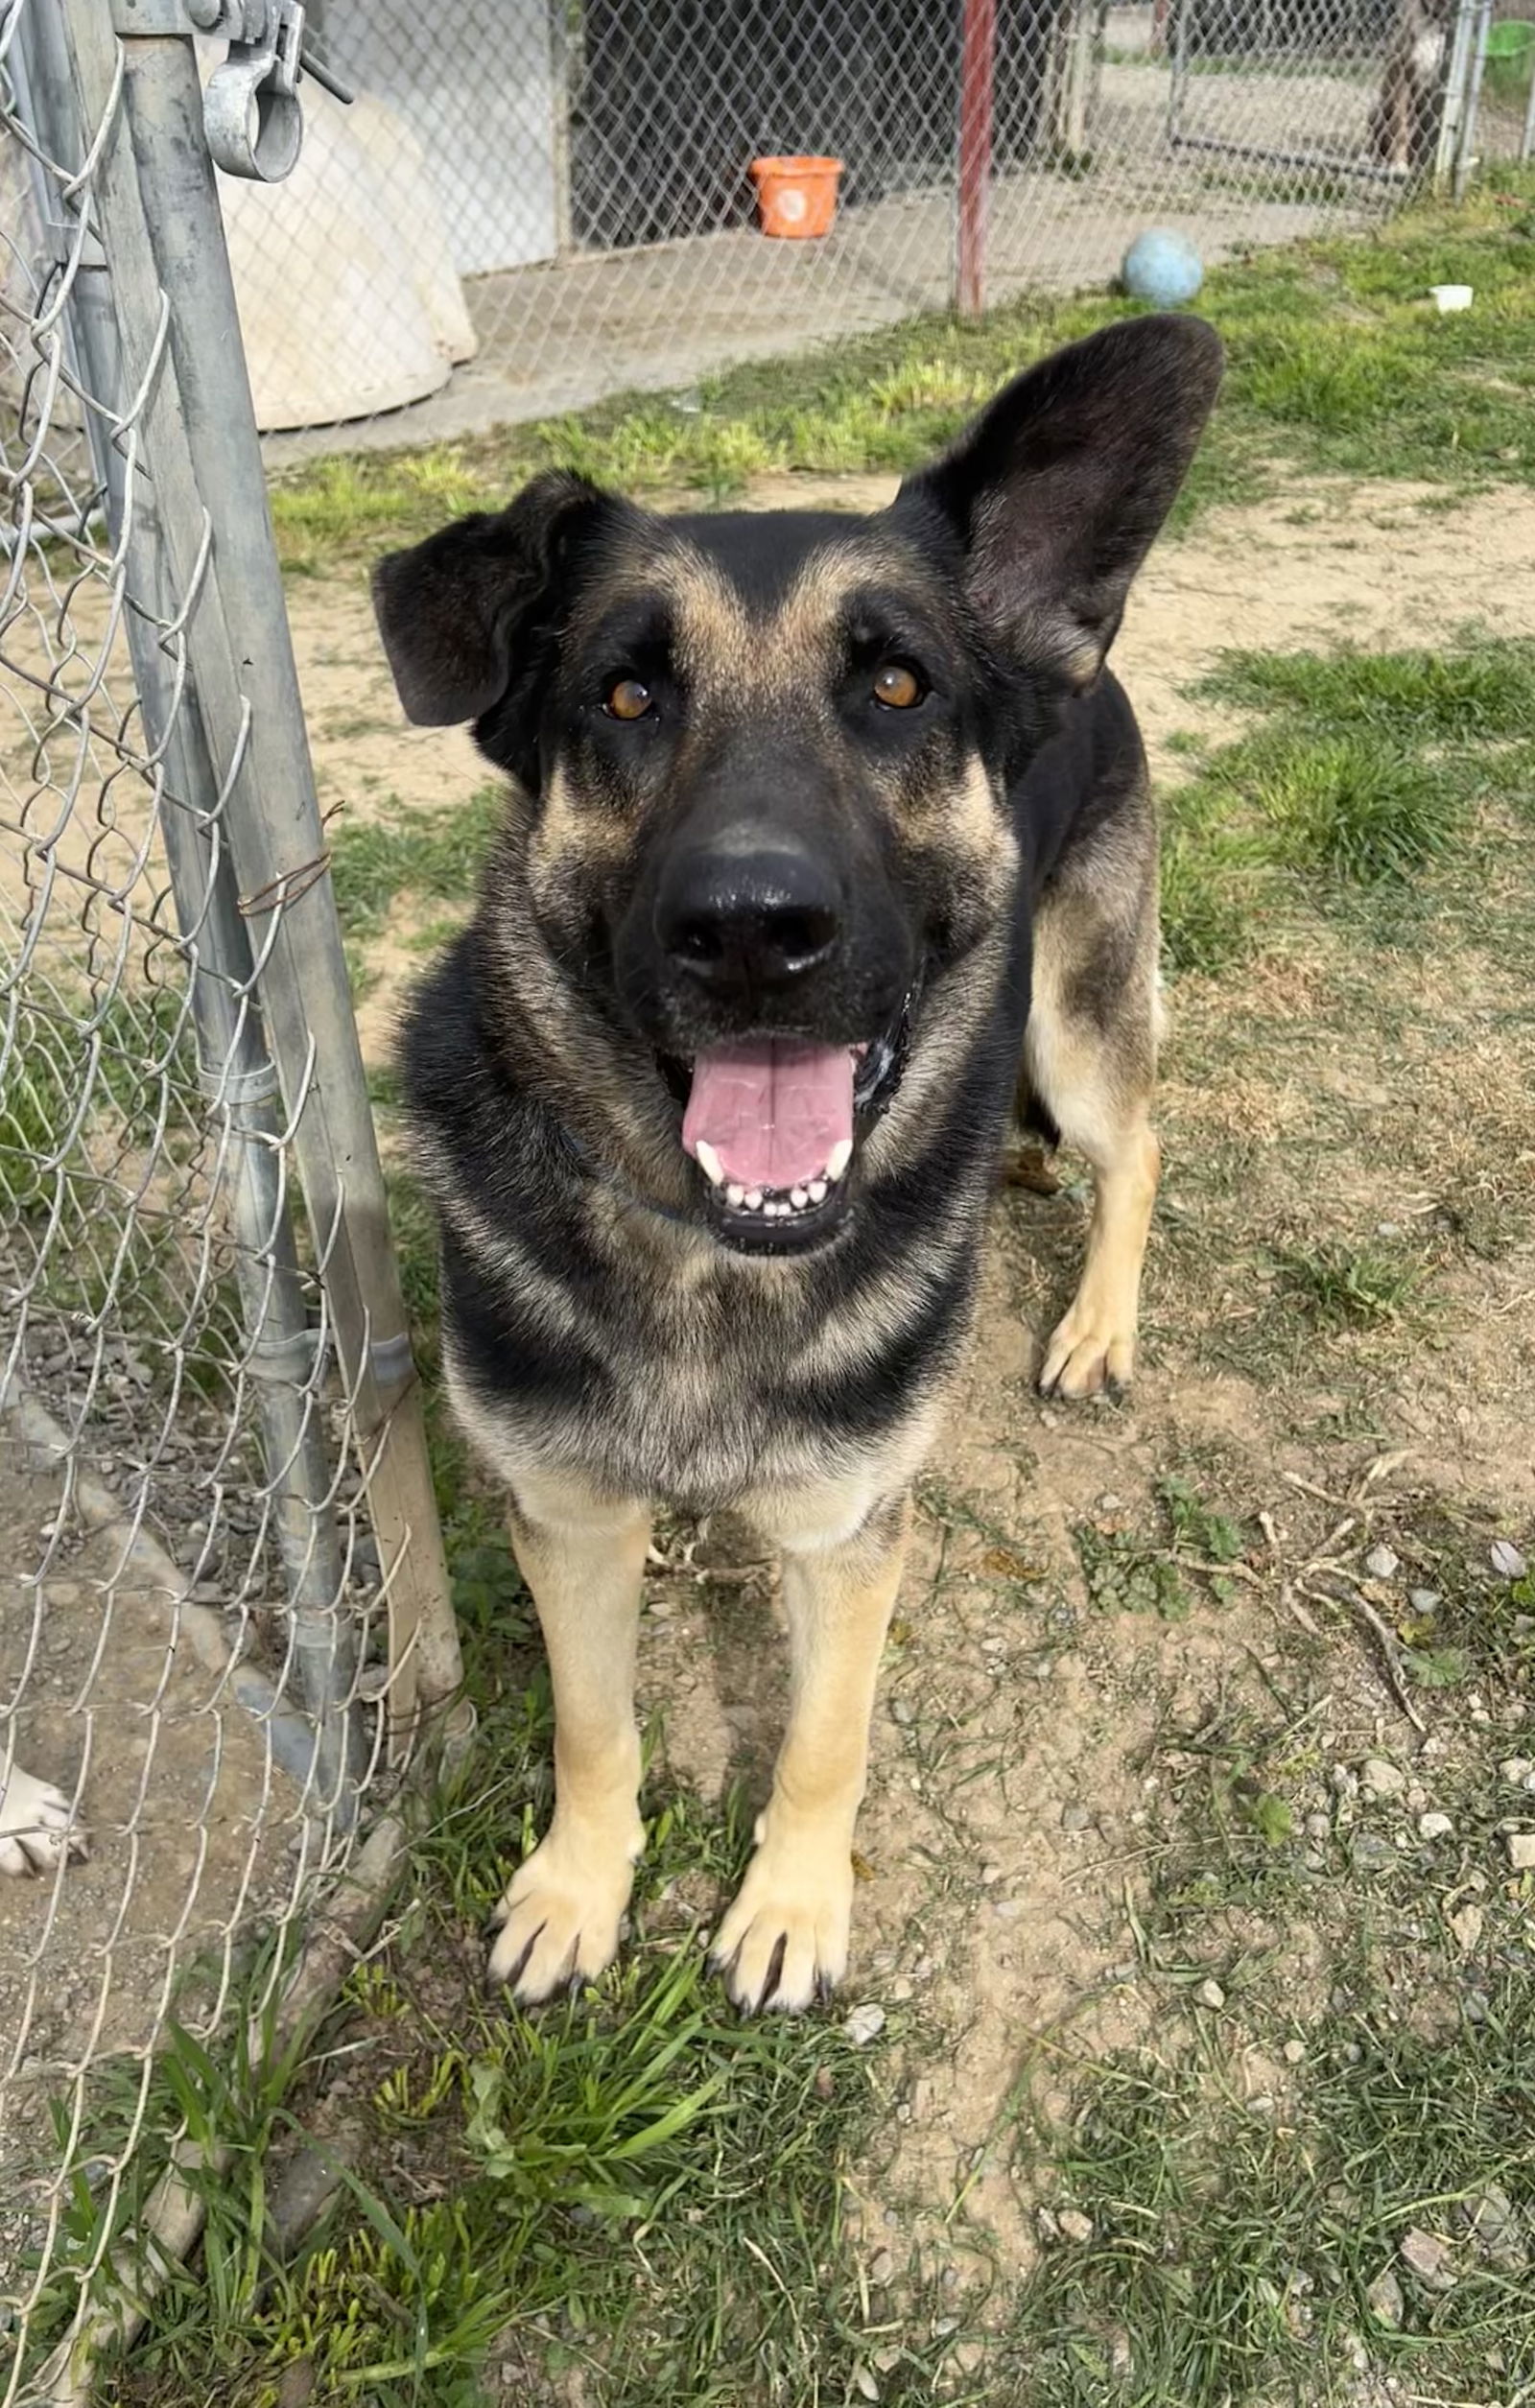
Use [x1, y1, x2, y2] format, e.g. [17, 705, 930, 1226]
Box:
[373, 315, 1223, 2014]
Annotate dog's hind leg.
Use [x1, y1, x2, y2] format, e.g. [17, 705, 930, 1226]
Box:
[486, 1472, 651, 2002]
[1024, 818, 1161, 1401]
[712, 1487, 909, 2014]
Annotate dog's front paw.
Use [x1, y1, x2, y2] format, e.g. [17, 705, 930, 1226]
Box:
[1038, 1305, 1135, 1400]
[486, 1819, 641, 2003]
[710, 1822, 854, 2014]
[0, 1765, 87, 1877]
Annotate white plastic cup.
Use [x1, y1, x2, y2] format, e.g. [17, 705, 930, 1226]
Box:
[1429, 284, 1474, 313]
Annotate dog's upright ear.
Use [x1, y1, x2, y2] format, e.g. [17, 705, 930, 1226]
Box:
[371, 468, 615, 730]
[896, 314, 1223, 688]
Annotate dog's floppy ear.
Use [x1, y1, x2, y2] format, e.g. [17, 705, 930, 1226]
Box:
[896, 315, 1223, 687]
[371, 469, 612, 727]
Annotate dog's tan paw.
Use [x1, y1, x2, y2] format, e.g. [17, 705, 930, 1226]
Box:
[1038, 1308, 1135, 1400]
[710, 1832, 853, 2014]
[0, 1767, 86, 1877]
[486, 1826, 639, 2002]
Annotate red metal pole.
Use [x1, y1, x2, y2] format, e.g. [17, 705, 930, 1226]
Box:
[956, 0, 998, 318]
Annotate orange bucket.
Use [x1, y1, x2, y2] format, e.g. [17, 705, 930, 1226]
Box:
[749, 154, 843, 240]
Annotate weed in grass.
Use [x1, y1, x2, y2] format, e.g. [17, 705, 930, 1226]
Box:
[1074, 1476, 1251, 1620]
[1276, 1239, 1422, 1332]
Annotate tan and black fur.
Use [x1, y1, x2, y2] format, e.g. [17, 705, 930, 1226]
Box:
[1369, 0, 1452, 174]
[372, 315, 1223, 2013]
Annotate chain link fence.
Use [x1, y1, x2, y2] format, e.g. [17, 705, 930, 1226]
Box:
[211, 0, 1534, 460]
[1, 2, 462, 2394]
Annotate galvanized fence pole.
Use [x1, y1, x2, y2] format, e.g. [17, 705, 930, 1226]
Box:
[1452, 0, 1496, 193]
[55, 0, 465, 1752]
[13, 0, 363, 1818]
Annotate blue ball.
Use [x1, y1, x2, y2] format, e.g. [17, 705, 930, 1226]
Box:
[1121, 228, 1204, 309]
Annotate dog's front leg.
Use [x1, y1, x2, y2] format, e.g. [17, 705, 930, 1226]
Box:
[488, 1474, 651, 2002]
[712, 1490, 908, 2013]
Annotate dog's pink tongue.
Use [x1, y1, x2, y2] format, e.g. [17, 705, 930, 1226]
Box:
[683, 1040, 854, 1191]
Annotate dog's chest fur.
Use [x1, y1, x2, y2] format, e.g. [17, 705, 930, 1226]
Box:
[405, 934, 1009, 1514]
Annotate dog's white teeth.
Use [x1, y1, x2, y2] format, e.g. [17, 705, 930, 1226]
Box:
[807, 1179, 827, 1204]
[725, 1183, 744, 1207]
[744, 1190, 764, 1211]
[791, 1186, 809, 1210]
[696, 1141, 725, 1189]
[824, 1139, 853, 1182]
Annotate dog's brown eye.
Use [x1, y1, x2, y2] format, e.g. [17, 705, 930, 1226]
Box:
[604, 676, 653, 721]
[873, 662, 923, 710]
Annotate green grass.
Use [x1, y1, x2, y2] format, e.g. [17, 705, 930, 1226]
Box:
[328, 785, 504, 942]
[270, 174, 1535, 574]
[1156, 632, 1535, 976]
[1005, 1969, 1535, 2405]
[1275, 1238, 1424, 1332]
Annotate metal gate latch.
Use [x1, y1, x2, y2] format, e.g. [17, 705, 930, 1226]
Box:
[197, 0, 353, 183]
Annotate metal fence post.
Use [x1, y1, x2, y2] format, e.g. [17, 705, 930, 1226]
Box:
[956, 0, 998, 317]
[1452, 0, 1495, 193]
[13, 0, 363, 1819]
[54, 0, 464, 1751]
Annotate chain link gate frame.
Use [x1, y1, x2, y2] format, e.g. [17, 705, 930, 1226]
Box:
[1, 2, 465, 2395]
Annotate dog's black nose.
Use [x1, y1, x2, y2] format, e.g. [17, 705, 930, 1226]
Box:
[656, 835, 842, 994]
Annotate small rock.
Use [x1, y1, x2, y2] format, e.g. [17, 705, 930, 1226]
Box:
[1283, 2038, 1306, 2065]
[1361, 1758, 1406, 1799]
[906, 2076, 934, 2119]
[1505, 1831, 1535, 1872]
[1305, 1811, 1332, 1841]
[980, 1863, 1002, 1884]
[1405, 1782, 1429, 1814]
[1330, 1763, 1359, 1799]
[1408, 1587, 1441, 1613]
[1196, 1977, 1226, 2010]
[1418, 1811, 1453, 1840]
[1491, 1540, 1527, 1579]
[1498, 1757, 1534, 1786]
[1098, 1493, 1125, 1515]
[872, 2347, 902, 2374]
[933, 2316, 959, 2336]
[992, 1898, 1022, 1920]
[842, 2003, 886, 2047]
[1036, 2206, 1059, 2241]
[1057, 2208, 1095, 2244]
[1365, 2266, 1404, 2327]
[889, 1976, 913, 2003]
[1400, 2227, 1455, 2291]
[1352, 1832, 1395, 1871]
[1364, 1544, 1401, 1580]
[1448, 1901, 1484, 1952]
[1460, 2183, 1523, 2269]
[889, 1697, 915, 1727]
[1061, 1803, 1092, 1833]
[869, 2247, 895, 2286]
